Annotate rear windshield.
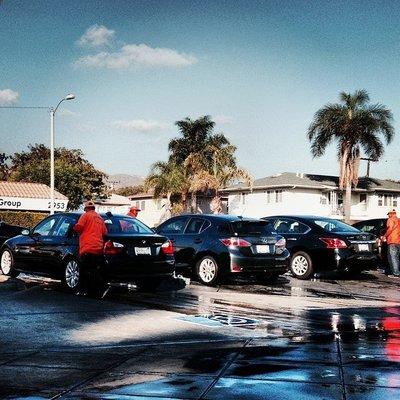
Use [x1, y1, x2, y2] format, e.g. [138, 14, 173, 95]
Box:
[103, 216, 153, 234]
[313, 218, 359, 233]
[230, 220, 275, 236]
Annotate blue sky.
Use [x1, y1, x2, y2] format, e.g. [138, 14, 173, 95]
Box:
[1, 0, 399, 180]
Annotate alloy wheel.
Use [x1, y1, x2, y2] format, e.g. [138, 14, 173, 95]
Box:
[65, 260, 80, 289]
[1, 250, 12, 275]
[291, 255, 309, 276]
[198, 258, 217, 283]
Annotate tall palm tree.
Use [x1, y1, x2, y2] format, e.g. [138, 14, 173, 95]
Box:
[308, 90, 394, 222]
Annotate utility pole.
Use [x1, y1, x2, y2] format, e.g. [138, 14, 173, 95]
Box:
[360, 157, 377, 178]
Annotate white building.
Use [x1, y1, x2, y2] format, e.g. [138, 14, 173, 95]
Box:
[93, 194, 131, 214]
[222, 172, 400, 221]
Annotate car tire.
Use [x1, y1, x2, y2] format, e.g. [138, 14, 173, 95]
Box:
[196, 255, 219, 286]
[290, 251, 314, 279]
[62, 258, 82, 293]
[0, 248, 19, 278]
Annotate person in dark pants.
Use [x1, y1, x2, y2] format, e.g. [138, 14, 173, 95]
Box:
[73, 201, 108, 294]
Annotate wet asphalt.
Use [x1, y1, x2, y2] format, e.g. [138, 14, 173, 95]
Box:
[0, 271, 399, 399]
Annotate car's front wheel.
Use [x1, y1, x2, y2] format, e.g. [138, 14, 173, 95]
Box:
[63, 258, 82, 293]
[290, 251, 314, 279]
[0, 248, 19, 277]
[196, 255, 219, 286]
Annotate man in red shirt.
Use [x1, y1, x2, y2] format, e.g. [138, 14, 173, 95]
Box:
[73, 201, 108, 292]
[384, 209, 400, 278]
[127, 205, 141, 218]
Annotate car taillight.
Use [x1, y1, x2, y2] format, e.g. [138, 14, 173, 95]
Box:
[161, 240, 174, 255]
[320, 237, 347, 249]
[275, 238, 286, 248]
[220, 237, 252, 247]
[104, 240, 125, 255]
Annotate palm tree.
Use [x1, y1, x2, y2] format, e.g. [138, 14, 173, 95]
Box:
[144, 161, 188, 207]
[308, 90, 394, 222]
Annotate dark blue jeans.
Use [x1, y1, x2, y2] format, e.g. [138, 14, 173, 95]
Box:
[387, 244, 400, 276]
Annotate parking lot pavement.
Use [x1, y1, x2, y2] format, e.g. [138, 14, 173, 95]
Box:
[0, 272, 399, 399]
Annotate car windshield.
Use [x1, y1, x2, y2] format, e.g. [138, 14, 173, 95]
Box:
[312, 218, 360, 233]
[103, 216, 154, 234]
[230, 220, 275, 236]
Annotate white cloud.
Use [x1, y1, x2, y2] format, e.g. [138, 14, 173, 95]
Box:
[59, 108, 81, 117]
[77, 24, 115, 47]
[214, 114, 234, 124]
[113, 119, 168, 133]
[0, 89, 19, 105]
[75, 123, 96, 133]
[73, 43, 197, 70]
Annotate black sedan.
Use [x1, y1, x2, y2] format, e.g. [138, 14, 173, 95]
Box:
[353, 218, 388, 271]
[155, 214, 290, 285]
[0, 212, 175, 293]
[262, 215, 379, 279]
[0, 220, 26, 246]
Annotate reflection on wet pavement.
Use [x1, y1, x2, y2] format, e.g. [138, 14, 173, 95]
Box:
[0, 271, 400, 399]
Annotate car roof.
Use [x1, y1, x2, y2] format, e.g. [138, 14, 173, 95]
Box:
[168, 214, 263, 222]
[264, 215, 332, 221]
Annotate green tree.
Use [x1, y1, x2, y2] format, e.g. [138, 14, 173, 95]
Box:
[10, 144, 107, 210]
[0, 153, 9, 180]
[308, 90, 394, 222]
[144, 160, 188, 205]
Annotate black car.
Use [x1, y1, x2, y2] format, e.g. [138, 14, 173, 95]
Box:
[262, 215, 379, 279]
[0, 212, 175, 292]
[353, 218, 388, 270]
[0, 220, 26, 246]
[155, 214, 290, 285]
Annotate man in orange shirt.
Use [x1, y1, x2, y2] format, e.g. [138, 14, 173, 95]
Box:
[73, 201, 108, 292]
[384, 209, 400, 278]
[127, 205, 141, 218]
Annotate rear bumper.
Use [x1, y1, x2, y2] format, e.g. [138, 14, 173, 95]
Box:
[229, 249, 290, 274]
[338, 253, 379, 271]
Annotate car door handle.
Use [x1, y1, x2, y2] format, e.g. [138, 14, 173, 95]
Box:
[194, 238, 202, 244]
[287, 238, 297, 241]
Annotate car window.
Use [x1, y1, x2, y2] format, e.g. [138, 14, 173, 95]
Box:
[218, 223, 232, 235]
[275, 219, 309, 234]
[53, 216, 77, 237]
[355, 223, 376, 233]
[33, 216, 59, 236]
[230, 220, 275, 236]
[159, 218, 188, 234]
[185, 218, 205, 234]
[313, 218, 359, 233]
[104, 216, 153, 234]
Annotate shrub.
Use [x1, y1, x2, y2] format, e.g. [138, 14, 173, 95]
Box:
[0, 211, 48, 228]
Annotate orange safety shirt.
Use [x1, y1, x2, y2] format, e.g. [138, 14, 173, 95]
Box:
[385, 215, 400, 245]
[73, 210, 107, 255]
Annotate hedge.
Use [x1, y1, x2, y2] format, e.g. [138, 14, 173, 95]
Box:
[0, 211, 48, 228]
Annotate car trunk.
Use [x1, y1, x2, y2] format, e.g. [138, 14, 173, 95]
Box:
[338, 232, 377, 253]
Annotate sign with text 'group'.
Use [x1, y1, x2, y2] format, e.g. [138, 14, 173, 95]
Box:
[0, 197, 69, 212]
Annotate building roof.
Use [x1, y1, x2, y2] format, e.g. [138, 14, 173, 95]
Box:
[0, 181, 67, 200]
[94, 193, 131, 206]
[222, 172, 400, 193]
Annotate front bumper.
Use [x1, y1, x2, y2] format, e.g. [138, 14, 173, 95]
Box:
[229, 249, 290, 274]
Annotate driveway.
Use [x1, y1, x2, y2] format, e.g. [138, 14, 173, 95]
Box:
[0, 271, 399, 399]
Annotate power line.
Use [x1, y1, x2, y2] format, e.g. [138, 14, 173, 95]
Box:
[0, 106, 49, 109]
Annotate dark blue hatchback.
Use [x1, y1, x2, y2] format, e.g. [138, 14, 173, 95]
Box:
[156, 214, 290, 285]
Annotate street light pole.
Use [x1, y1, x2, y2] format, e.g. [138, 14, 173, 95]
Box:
[49, 94, 76, 215]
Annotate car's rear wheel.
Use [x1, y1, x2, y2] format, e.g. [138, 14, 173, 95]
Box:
[0, 248, 19, 278]
[196, 255, 219, 286]
[63, 258, 82, 293]
[290, 251, 313, 279]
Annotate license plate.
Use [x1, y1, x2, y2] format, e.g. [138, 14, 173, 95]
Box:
[256, 245, 270, 254]
[358, 244, 369, 252]
[134, 247, 151, 255]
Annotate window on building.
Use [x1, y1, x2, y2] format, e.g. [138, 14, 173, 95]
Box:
[266, 191, 271, 203]
[360, 194, 367, 203]
[379, 194, 398, 207]
[378, 194, 383, 207]
[275, 190, 283, 203]
[140, 200, 146, 211]
[241, 192, 246, 205]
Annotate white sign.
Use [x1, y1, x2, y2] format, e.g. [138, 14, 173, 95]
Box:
[0, 197, 69, 212]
